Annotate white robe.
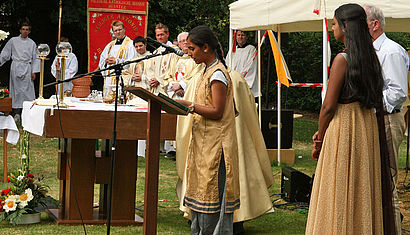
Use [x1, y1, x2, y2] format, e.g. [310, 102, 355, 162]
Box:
[226, 44, 260, 97]
[144, 41, 176, 95]
[0, 35, 40, 108]
[98, 36, 137, 97]
[51, 52, 78, 93]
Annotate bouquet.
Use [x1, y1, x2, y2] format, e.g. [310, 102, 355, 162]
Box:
[0, 131, 57, 225]
[0, 88, 9, 99]
[0, 30, 9, 48]
[0, 30, 9, 41]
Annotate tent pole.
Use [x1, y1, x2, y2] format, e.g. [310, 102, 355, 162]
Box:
[228, 28, 233, 67]
[258, 30, 262, 126]
[322, 18, 328, 102]
[277, 28, 281, 166]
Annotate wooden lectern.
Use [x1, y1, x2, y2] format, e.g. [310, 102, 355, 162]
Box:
[126, 87, 188, 235]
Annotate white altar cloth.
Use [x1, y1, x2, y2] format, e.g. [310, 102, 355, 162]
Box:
[22, 97, 148, 136]
[0, 115, 19, 145]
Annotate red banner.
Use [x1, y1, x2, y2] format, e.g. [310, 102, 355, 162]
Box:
[87, 0, 148, 72]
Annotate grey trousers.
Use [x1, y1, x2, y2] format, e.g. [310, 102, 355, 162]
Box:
[190, 153, 234, 235]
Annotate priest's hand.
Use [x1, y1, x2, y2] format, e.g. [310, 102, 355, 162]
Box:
[31, 73, 36, 81]
[149, 78, 159, 87]
[176, 89, 184, 97]
[106, 56, 116, 65]
[56, 60, 61, 71]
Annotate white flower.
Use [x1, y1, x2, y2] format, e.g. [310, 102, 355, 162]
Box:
[21, 154, 27, 159]
[0, 30, 9, 41]
[3, 195, 19, 212]
[18, 188, 34, 208]
[17, 175, 24, 181]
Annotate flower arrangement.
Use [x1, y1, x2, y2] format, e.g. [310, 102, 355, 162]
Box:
[0, 88, 9, 99]
[0, 30, 9, 41]
[0, 30, 9, 48]
[0, 131, 57, 225]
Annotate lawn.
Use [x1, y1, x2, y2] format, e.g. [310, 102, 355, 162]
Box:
[0, 118, 408, 234]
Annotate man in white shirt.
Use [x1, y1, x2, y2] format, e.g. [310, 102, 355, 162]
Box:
[226, 30, 260, 100]
[364, 5, 410, 234]
[51, 37, 78, 95]
[0, 22, 40, 122]
[98, 21, 137, 98]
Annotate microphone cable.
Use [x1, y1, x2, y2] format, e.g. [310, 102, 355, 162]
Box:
[55, 91, 87, 235]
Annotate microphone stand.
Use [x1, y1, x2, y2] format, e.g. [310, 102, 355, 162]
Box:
[44, 50, 172, 235]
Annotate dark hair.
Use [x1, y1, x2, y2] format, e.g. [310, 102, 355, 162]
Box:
[20, 21, 31, 30]
[133, 36, 147, 45]
[187, 25, 227, 68]
[335, 3, 383, 109]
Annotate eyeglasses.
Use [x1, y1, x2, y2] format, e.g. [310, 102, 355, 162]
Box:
[20, 28, 30, 31]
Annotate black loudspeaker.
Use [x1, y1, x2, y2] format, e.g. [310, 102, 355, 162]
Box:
[281, 166, 313, 203]
[261, 109, 293, 149]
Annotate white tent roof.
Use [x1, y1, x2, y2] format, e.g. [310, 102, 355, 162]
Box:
[230, 0, 410, 32]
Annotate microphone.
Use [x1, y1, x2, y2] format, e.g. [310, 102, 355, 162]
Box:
[147, 37, 184, 56]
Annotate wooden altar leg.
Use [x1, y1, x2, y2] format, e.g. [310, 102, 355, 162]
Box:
[144, 100, 161, 235]
[64, 138, 96, 220]
[3, 129, 7, 182]
[98, 139, 139, 222]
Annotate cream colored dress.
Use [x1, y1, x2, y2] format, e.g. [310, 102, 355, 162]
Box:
[306, 102, 383, 235]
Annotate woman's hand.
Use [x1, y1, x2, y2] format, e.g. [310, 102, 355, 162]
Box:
[312, 131, 322, 160]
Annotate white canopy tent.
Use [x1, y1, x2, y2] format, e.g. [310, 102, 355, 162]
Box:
[229, 0, 410, 164]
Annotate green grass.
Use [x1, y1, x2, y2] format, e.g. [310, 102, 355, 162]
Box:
[0, 117, 408, 234]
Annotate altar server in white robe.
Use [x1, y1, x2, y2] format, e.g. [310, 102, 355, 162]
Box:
[51, 37, 78, 94]
[98, 20, 137, 98]
[226, 30, 260, 99]
[0, 22, 40, 121]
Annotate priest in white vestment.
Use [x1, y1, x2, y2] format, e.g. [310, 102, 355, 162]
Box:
[163, 32, 204, 99]
[98, 21, 137, 98]
[0, 23, 40, 122]
[144, 23, 177, 95]
[122, 36, 152, 101]
[226, 30, 260, 99]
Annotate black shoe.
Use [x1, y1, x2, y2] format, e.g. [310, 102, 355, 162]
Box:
[233, 221, 245, 235]
[165, 151, 176, 160]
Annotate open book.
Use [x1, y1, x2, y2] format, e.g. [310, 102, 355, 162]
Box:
[158, 92, 189, 114]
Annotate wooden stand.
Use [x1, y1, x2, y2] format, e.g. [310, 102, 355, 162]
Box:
[126, 87, 188, 235]
[267, 149, 295, 164]
[42, 103, 178, 226]
[0, 97, 12, 182]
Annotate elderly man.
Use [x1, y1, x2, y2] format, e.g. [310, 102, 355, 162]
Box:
[0, 22, 40, 123]
[364, 5, 410, 234]
[98, 20, 137, 98]
[163, 32, 204, 99]
[226, 30, 259, 101]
